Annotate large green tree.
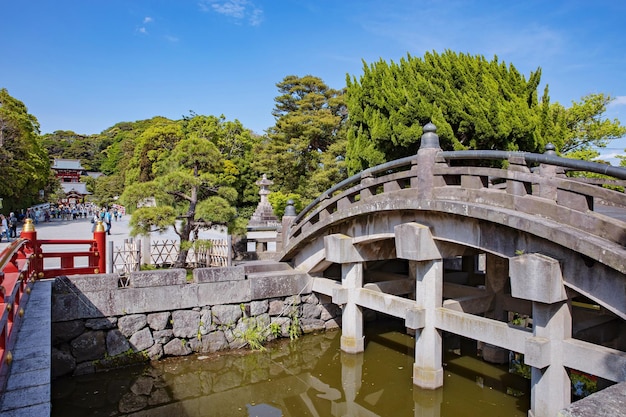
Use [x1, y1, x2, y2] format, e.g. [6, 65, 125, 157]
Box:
[181, 113, 261, 208]
[537, 92, 626, 159]
[345, 51, 545, 173]
[0, 88, 51, 210]
[255, 75, 348, 200]
[345, 51, 625, 173]
[121, 136, 237, 267]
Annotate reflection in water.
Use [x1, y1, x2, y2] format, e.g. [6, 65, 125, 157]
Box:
[52, 319, 529, 416]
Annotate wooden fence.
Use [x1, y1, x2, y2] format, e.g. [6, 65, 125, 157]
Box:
[109, 237, 232, 276]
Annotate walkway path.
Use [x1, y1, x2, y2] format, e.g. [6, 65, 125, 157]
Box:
[0, 279, 52, 416]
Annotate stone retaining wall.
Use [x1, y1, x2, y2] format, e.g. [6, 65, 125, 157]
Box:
[51, 265, 341, 378]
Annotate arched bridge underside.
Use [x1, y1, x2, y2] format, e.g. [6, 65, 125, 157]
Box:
[278, 140, 626, 417]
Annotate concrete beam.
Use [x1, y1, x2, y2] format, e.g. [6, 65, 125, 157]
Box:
[394, 223, 441, 261]
[435, 308, 530, 353]
[311, 277, 342, 297]
[324, 234, 396, 263]
[562, 338, 626, 382]
[363, 279, 413, 295]
[510, 253, 567, 304]
[442, 293, 494, 314]
[354, 288, 416, 320]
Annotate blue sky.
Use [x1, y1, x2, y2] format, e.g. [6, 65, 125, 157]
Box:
[1, 0, 625, 163]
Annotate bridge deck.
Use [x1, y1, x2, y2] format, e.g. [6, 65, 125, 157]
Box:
[0, 280, 52, 416]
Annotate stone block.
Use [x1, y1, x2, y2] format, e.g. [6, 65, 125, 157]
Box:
[324, 234, 360, 263]
[332, 287, 349, 305]
[394, 223, 441, 261]
[405, 308, 425, 330]
[510, 253, 567, 303]
[241, 262, 292, 274]
[524, 336, 550, 369]
[197, 280, 251, 305]
[129, 269, 187, 287]
[194, 266, 245, 283]
[118, 285, 199, 315]
[249, 272, 312, 300]
[53, 274, 119, 293]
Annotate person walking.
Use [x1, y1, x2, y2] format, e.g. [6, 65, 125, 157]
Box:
[104, 209, 112, 235]
[8, 212, 18, 238]
[0, 214, 10, 242]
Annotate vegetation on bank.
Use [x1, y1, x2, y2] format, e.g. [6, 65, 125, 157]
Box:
[1, 51, 624, 260]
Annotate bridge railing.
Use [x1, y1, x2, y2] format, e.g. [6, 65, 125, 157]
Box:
[0, 237, 37, 391]
[0, 219, 107, 390]
[287, 123, 626, 245]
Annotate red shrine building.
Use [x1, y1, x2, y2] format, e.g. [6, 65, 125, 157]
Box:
[51, 159, 90, 203]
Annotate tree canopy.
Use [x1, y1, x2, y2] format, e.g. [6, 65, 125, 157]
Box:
[120, 114, 254, 266]
[254, 75, 348, 201]
[0, 88, 51, 210]
[344, 50, 625, 173]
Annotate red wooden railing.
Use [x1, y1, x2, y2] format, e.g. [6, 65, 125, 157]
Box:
[0, 218, 106, 390]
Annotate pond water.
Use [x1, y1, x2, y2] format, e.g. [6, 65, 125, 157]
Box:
[52, 319, 530, 416]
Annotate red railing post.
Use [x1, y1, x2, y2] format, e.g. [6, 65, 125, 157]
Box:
[93, 221, 106, 274]
[19, 219, 41, 279]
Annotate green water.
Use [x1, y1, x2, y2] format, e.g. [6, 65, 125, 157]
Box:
[52, 320, 529, 416]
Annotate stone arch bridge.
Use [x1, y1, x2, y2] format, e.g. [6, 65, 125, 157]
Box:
[277, 123, 626, 417]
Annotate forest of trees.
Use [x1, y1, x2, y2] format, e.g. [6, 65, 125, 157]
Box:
[1, 51, 625, 250]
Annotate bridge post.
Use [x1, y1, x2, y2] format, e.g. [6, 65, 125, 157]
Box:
[19, 219, 42, 277]
[395, 222, 444, 389]
[340, 262, 365, 353]
[324, 234, 366, 353]
[510, 253, 572, 417]
[93, 221, 106, 274]
[281, 200, 297, 250]
[537, 143, 563, 201]
[416, 122, 444, 199]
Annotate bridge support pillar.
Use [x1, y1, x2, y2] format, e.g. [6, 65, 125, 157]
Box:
[510, 253, 571, 417]
[340, 262, 365, 353]
[410, 259, 444, 389]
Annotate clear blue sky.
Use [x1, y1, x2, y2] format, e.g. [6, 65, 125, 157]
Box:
[1, 0, 625, 162]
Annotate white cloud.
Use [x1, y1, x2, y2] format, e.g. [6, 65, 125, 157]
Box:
[138, 27, 148, 34]
[198, 0, 264, 26]
[144, 16, 153, 24]
[609, 96, 626, 106]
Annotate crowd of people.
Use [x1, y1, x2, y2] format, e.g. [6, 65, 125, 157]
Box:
[0, 203, 124, 242]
